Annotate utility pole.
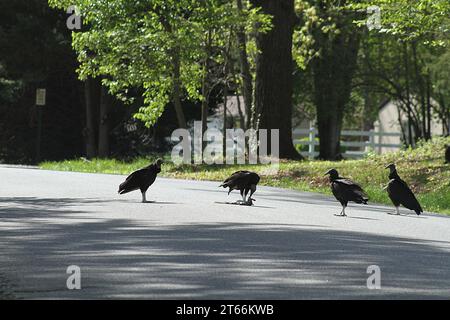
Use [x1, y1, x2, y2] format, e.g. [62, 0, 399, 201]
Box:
[35, 88, 46, 163]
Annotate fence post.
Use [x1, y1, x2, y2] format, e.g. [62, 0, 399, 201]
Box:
[369, 129, 376, 152]
[376, 124, 382, 154]
[309, 127, 315, 160]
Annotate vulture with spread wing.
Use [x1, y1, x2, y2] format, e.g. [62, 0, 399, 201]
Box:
[220, 171, 260, 205]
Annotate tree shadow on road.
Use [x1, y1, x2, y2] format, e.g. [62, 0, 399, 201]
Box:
[1, 196, 450, 299]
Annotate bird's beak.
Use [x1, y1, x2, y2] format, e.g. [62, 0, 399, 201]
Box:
[324, 171, 330, 176]
[384, 164, 390, 169]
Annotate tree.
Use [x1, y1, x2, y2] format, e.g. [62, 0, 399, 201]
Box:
[250, 0, 303, 159]
[351, 0, 450, 47]
[83, 77, 99, 158]
[290, 0, 449, 159]
[351, 0, 450, 143]
[236, 0, 254, 130]
[430, 49, 450, 135]
[0, 0, 85, 163]
[294, 0, 363, 160]
[48, 1, 262, 128]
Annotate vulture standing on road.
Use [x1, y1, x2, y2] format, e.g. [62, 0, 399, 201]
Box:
[445, 145, 450, 164]
[220, 171, 260, 205]
[385, 163, 423, 215]
[324, 169, 368, 217]
[118, 159, 163, 203]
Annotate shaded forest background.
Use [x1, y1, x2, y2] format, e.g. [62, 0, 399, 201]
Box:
[0, 0, 449, 164]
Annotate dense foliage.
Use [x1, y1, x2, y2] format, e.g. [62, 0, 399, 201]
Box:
[1, 0, 449, 162]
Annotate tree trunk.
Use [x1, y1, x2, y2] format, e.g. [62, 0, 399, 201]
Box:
[201, 30, 213, 150]
[426, 72, 432, 139]
[98, 85, 111, 158]
[223, 82, 228, 158]
[251, 0, 302, 160]
[200, 88, 209, 151]
[171, 47, 187, 129]
[312, 18, 361, 160]
[157, 14, 187, 129]
[397, 106, 407, 147]
[403, 43, 414, 146]
[83, 78, 98, 159]
[236, 93, 246, 129]
[441, 96, 450, 135]
[412, 42, 426, 140]
[236, 0, 253, 130]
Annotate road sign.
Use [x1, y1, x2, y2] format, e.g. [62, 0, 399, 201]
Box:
[36, 89, 46, 106]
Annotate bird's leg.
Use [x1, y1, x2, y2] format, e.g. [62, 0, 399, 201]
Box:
[141, 191, 147, 203]
[236, 190, 245, 204]
[335, 205, 347, 217]
[342, 206, 347, 217]
[388, 206, 400, 215]
[245, 185, 256, 205]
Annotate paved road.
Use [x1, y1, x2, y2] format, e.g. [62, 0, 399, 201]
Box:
[1, 166, 450, 299]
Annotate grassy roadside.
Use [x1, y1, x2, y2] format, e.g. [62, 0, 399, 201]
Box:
[40, 137, 450, 215]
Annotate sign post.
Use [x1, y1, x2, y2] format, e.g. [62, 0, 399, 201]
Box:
[36, 89, 46, 163]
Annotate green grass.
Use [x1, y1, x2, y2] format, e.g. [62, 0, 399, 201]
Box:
[40, 136, 450, 214]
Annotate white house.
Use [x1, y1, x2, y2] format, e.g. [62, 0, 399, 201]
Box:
[209, 96, 448, 157]
[210, 95, 311, 131]
[374, 100, 445, 153]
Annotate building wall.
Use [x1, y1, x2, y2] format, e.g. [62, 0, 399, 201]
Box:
[374, 101, 444, 154]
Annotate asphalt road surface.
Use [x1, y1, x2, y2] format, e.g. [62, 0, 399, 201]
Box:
[1, 166, 450, 299]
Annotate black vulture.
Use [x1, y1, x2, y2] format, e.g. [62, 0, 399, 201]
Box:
[445, 145, 450, 164]
[219, 171, 260, 205]
[118, 159, 163, 202]
[324, 169, 368, 217]
[385, 163, 423, 215]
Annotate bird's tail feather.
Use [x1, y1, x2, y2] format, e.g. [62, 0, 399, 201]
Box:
[416, 205, 423, 215]
[362, 195, 369, 204]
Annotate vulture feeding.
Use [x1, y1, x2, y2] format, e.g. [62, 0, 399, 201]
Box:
[219, 171, 260, 205]
[324, 169, 368, 217]
[118, 159, 163, 202]
[385, 163, 423, 215]
[445, 145, 450, 164]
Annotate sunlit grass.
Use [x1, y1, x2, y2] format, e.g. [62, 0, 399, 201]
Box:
[40, 136, 450, 215]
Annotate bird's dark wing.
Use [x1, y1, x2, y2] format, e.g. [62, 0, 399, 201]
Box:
[125, 168, 147, 181]
[335, 179, 367, 195]
[249, 172, 260, 185]
[220, 171, 250, 187]
[388, 179, 423, 214]
[118, 167, 157, 194]
[336, 178, 364, 190]
[333, 179, 368, 204]
[220, 171, 257, 196]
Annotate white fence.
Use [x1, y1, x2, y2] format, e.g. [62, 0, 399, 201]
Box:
[293, 128, 403, 159]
